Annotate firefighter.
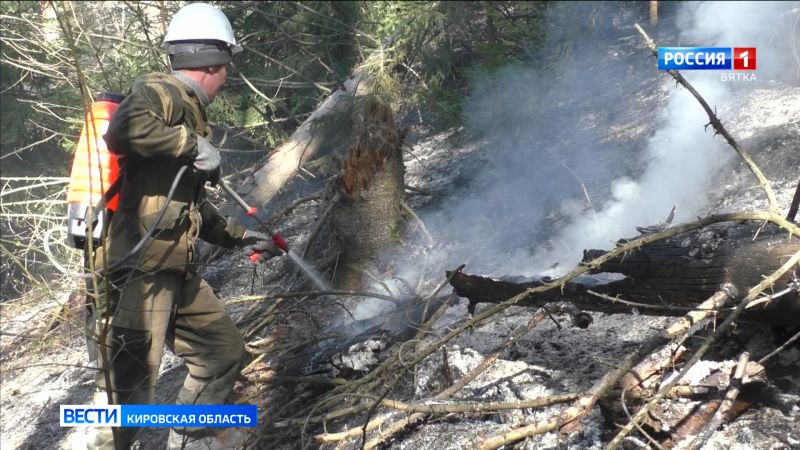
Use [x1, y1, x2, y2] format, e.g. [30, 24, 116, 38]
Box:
[86, 3, 279, 449]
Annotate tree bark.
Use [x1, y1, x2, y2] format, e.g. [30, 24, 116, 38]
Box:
[450, 222, 800, 325]
[329, 97, 405, 289]
[243, 75, 367, 208]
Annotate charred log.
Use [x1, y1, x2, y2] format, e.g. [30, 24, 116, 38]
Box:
[447, 271, 549, 314]
[449, 222, 799, 325]
[448, 270, 687, 318]
[583, 222, 800, 325]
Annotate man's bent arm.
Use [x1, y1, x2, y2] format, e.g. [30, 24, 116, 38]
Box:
[105, 81, 199, 160]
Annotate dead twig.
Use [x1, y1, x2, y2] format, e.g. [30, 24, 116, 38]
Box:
[266, 192, 322, 226]
[242, 298, 287, 341]
[404, 184, 434, 196]
[620, 386, 663, 450]
[278, 386, 717, 432]
[586, 289, 733, 314]
[301, 192, 339, 260]
[787, 180, 800, 222]
[273, 403, 373, 429]
[375, 393, 579, 415]
[229, 289, 403, 306]
[757, 328, 800, 366]
[401, 200, 435, 246]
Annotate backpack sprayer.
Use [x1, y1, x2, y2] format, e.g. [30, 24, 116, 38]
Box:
[48, 92, 189, 277]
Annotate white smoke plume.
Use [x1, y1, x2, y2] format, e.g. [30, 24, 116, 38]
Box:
[528, 1, 798, 276]
[401, 1, 798, 285]
[529, 76, 731, 276]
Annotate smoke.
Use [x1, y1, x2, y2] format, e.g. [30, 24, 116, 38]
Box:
[530, 76, 730, 275]
[397, 1, 799, 285]
[677, 1, 800, 84]
[529, 1, 800, 275]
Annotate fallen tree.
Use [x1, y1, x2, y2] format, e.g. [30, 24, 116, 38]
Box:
[242, 74, 368, 208]
[450, 219, 800, 326]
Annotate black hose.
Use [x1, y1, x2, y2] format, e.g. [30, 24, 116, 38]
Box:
[45, 165, 190, 278]
[787, 180, 800, 223]
[102, 164, 190, 273]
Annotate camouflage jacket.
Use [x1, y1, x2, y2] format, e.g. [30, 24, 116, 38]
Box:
[100, 72, 245, 273]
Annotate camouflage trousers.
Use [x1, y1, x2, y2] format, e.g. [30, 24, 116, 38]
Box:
[85, 269, 245, 450]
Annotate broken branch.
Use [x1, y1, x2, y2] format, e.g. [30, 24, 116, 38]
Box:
[376, 393, 579, 415]
[684, 351, 750, 450]
[634, 23, 780, 214]
[605, 249, 800, 449]
[227, 289, 403, 306]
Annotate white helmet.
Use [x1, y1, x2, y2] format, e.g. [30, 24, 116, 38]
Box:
[165, 3, 242, 69]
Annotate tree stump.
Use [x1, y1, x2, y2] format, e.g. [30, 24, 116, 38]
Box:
[329, 97, 405, 290]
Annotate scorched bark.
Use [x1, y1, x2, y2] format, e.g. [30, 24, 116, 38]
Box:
[450, 222, 799, 325]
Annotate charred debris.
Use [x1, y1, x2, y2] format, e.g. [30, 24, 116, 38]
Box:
[222, 25, 800, 450]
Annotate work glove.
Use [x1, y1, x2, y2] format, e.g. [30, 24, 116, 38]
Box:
[194, 136, 221, 184]
[240, 230, 284, 263]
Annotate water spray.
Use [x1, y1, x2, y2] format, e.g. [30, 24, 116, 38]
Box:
[217, 179, 331, 291]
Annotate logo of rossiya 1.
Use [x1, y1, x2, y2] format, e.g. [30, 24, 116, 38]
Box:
[658, 47, 757, 81]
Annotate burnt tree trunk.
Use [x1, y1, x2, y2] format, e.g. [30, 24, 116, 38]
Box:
[450, 222, 799, 325]
[329, 97, 405, 290]
[788, 180, 800, 222]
